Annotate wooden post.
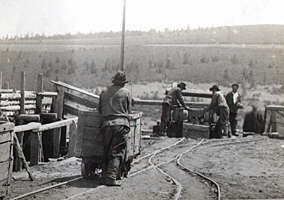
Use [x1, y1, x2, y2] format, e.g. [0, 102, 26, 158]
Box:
[13, 134, 34, 181]
[54, 87, 64, 157]
[30, 131, 40, 166]
[36, 73, 43, 114]
[0, 71, 2, 89]
[3, 81, 9, 89]
[120, 0, 126, 71]
[20, 71, 26, 114]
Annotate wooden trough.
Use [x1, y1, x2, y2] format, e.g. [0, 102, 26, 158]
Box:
[0, 122, 14, 199]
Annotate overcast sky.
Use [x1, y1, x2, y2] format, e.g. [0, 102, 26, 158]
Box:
[0, 0, 283, 37]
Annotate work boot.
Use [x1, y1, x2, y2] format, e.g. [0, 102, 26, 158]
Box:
[103, 177, 121, 187]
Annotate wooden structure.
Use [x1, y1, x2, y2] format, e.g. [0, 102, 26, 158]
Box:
[265, 105, 284, 138]
[76, 110, 142, 178]
[0, 122, 14, 198]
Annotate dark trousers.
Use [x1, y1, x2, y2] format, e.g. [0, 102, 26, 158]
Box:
[218, 107, 230, 137]
[160, 103, 171, 134]
[101, 125, 129, 180]
[229, 112, 238, 135]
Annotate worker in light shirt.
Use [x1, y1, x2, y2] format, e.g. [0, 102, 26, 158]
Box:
[225, 83, 243, 136]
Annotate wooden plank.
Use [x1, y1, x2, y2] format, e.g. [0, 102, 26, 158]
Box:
[0, 71, 2, 89]
[14, 122, 41, 133]
[266, 105, 284, 111]
[133, 98, 209, 107]
[0, 89, 13, 93]
[38, 92, 58, 97]
[64, 92, 98, 108]
[182, 91, 212, 98]
[0, 92, 36, 100]
[37, 117, 78, 132]
[0, 100, 35, 106]
[51, 80, 99, 102]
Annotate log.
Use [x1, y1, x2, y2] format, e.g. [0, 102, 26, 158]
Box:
[0, 104, 36, 111]
[37, 117, 78, 132]
[133, 98, 209, 107]
[182, 91, 212, 98]
[0, 100, 35, 106]
[14, 123, 41, 133]
[0, 92, 36, 100]
[13, 134, 34, 181]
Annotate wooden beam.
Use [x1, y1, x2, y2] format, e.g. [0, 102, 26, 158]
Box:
[182, 91, 212, 99]
[0, 92, 36, 101]
[35, 73, 43, 114]
[133, 98, 209, 107]
[37, 118, 78, 132]
[14, 122, 42, 133]
[20, 71, 26, 114]
[0, 71, 2, 89]
[266, 105, 284, 111]
[51, 80, 99, 102]
[13, 134, 34, 181]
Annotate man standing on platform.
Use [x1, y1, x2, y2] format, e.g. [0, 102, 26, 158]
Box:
[99, 71, 131, 186]
[226, 83, 243, 136]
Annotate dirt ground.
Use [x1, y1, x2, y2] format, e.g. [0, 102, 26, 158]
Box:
[8, 135, 284, 200]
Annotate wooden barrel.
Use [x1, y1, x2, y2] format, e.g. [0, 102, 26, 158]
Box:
[0, 121, 14, 198]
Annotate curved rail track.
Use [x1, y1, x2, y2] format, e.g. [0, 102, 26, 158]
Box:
[11, 137, 265, 200]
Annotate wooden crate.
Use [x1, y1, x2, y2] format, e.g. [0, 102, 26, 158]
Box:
[265, 105, 284, 138]
[183, 122, 210, 139]
[75, 111, 142, 160]
[0, 122, 14, 198]
[128, 112, 143, 159]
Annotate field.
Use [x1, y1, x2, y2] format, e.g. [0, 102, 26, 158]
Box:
[0, 41, 284, 91]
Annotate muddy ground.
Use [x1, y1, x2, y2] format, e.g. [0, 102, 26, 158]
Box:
[8, 135, 284, 200]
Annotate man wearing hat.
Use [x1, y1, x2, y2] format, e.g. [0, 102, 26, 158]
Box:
[98, 71, 131, 186]
[225, 83, 243, 136]
[160, 82, 191, 135]
[204, 85, 230, 138]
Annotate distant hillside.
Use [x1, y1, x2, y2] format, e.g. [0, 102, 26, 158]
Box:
[2, 24, 284, 44]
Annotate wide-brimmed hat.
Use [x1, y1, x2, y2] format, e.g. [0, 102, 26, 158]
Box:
[112, 71, 128, 84]
[232, 83, 239, 88]
[177, 82, 186, 90]
[209, 85, 220, 91]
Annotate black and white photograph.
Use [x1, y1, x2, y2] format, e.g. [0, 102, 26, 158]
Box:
[0, 0, 283, 199]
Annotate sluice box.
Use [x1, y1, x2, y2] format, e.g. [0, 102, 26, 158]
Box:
[74, 110, 142, 160]
[0, 122, 14, 199]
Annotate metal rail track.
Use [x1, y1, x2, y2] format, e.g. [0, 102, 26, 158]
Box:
[11, 138, 186, 200]
[11, 137, 265, 200]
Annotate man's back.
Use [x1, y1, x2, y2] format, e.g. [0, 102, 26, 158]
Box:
[99, 85, 131, 119]
[166, 87, 184, 107]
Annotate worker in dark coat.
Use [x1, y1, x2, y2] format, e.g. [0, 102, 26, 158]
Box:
[225, 83, 243, 136]
[160, 82, 190, 135]
[243, 105, 265, 134]
[204, 85, 230, 138]
[98, 71, 131, 186]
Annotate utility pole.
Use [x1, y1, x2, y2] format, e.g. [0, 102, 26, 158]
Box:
[120, 0, 126, 71]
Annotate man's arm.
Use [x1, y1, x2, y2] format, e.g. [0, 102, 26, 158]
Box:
[98, 92, 103, 114]
[176, 89, 189, 110]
